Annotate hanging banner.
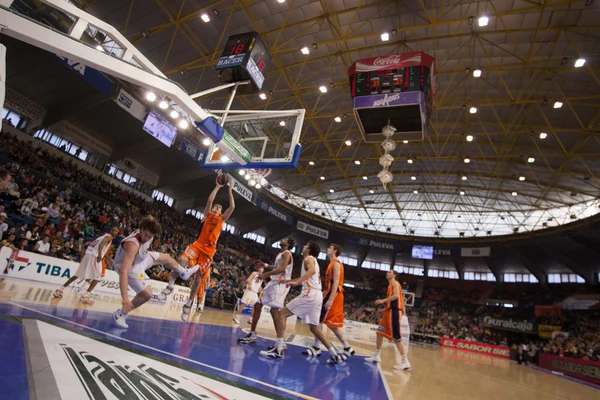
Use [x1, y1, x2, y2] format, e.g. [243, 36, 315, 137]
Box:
[55, 55, 116, 96]
[256, 197, 293, 224]
[180, 138, 205, 162]
[297, 220, 329, 239]
[4, 88, 47, 127]
[115, 88, 146, 121]
[348, 236, 402, 252]
[0, 44, 5, 133]
[538, 324, 562, 339]
[49, 120, 113, 156]
[230, 175, 253, 203]
[460, 247, 491, 257]
[115, 158, 159, 186]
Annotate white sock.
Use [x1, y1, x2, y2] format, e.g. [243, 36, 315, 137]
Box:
[118, 308, 128, 317]
[374, 349, 381, 356]
[276, 338, 285, 350]
[187, 264, 200, 275]
[342, 341, 350, 348]
[313, 338, 321, 348]
[328, 347, 337, 357]
[168, 276, 176, 286]
[249, 331, 256, 336]
[185, 299, 193, 307]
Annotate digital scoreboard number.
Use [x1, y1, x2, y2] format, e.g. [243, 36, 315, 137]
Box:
[351, 66, 430, 97]
[215, 32, 271, 94]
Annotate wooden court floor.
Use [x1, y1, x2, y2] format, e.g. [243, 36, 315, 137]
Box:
[0, 278, 597, 400]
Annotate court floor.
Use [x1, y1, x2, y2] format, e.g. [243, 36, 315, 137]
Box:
[0, 278, 597, 400]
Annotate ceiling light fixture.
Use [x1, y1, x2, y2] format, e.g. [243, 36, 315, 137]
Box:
[279, 121, 286, 126]
[301, 46, 310, 55]
[460, 191, 465, 195]
[519, 176, 525, 181]
[158, 100, 169, 109]
[200, 13, 210, 23]
[469, 106, 477, 114]
[319, 85, 327, 93]
[308, 161, 315, 166]
[464, 158, 471, 163]
[170, 110, 179, 119]
[553, 101, 563, 109]
[345, 139, 352, 146]
[413, 190, 419, 194]
[259, 92, 267, 100]
[411, 176, 416, 180]
[403, 140, 408, 144]
[473, 69, 482, 78]
[354, 160, 361, 165]
[145, 92, 157, 102]
[239, 170, 245, 176]
[466, 135, 474, 142]
[512, 191, 518, 196]
[320, 176, 325, 180]
[95, 45, 104, 52]
[574, 58, 586, 68]
[334, 116, 342, 122]
[255, 184, 261, 189]
[381, 32, 390, 41]
[462, 176, 468, 181]
[527, 157, 535, 163]
[478, 16, 489, 27]
[362, 176, 368, 180]
[178, 119, 189, 129]
[329, 189, 334, 193]
[407, 159, 413, 164]
[539, 132, 547, 139]
[202, 138, 212, 146]
[369, 189, 374, 194]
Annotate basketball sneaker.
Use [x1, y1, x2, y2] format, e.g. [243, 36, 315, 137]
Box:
[181, 304, 191, 321]
[260, 347, 284, 359]
[340, 346, 355, 360]
[394, 357, 412, 371]
[238, 333, 258, 344]
[79, 293, 94, 305]
[157, 286, 173, 302]
[53, 287, 64, 298]
[233, 315, 240, 324]
[113, 309, 128, 329]
[327, 354, 343, 365]
[180, 265, 199, 280]
[196, 303, 203, 313]
[302, 346, 322, 356]
[365, 353, 381, 363]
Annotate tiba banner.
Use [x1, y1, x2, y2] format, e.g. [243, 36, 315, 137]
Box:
[0, 44, 5, 133]
[538, 324, 562, 339]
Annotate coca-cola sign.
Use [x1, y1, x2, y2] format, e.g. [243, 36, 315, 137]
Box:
[373, 55, 403, 67]
[349, 52, 429, 73]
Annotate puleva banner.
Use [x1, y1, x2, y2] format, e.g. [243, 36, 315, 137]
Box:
[441, 337, 510, 359]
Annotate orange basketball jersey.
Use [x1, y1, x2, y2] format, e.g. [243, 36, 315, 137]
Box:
[194, 212, 223, 258]
[324, 258, 344, 295]
[386, 281, 403, 310]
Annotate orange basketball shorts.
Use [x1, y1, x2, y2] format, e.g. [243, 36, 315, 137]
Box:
[377, 307, 402, 342]
[320, 291, 344, 328]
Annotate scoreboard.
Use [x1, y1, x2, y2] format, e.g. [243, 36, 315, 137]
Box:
[215, 32, 272, 95]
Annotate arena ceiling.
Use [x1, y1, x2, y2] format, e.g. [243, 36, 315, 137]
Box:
[10, 0, 600, 238]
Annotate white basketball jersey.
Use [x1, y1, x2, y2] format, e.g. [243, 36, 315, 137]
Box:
[248, 272, 263, 293]
[271, 250, 293, 282]
[300, 255, 321, 294]
[113, 230, 153, 274]
[85, 233, 112, 257]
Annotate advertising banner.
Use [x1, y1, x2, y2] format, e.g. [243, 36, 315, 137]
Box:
[0, 44, 5, 133]
[115, 88, 146, 121]
[460, 247, 491, 257]
[539, 354, 600, 385]
[483, 316, 537, 334]
[552, 331, 570, 341]
[55, 55, 116, 96]
[297, 220, 329, 239]
[115, 158, 159, 186]
[230, 175, 253, 203]
[4, 88, 47, 128]
[538, 324, 562, 339]
[0, 247, 189, 304]
[50, 120, 113, 156]
[256, 197, 293, 224]
[441, 337, 510, 359]
[180, 138, 205, 162]
[535, 305, 562, 318]
[348, 236, 402, 252]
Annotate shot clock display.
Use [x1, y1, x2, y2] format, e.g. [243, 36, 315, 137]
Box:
[215, 32, 271, 94]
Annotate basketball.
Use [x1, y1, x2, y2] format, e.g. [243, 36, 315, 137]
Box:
[216, 172, 230, 186]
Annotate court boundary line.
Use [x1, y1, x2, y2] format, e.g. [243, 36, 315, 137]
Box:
[377, 363, 394, 399]
[0, 299, 318, 400]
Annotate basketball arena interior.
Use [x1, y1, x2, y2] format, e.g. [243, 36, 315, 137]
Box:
[0, 0, 599, 399]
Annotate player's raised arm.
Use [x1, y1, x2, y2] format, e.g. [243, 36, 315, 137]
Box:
[222, 181, 235, 221]
[203, 183, 222, 219]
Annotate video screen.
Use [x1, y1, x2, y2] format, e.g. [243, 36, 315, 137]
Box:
[412, 245, 433, 260]
[143, 109, 176, 147]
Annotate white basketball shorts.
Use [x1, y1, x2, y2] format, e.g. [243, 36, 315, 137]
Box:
[260, 281, 289, 309]
[287, 289, 323, 325]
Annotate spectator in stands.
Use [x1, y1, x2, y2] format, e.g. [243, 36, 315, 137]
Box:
[15, 223, 28, 240]
[0, 233, 16, 249]
[0, 215, 8, 240]
[0, 168, 11, 192]
[44, 202, 61, 219]
[35, 236, 51, 254]
[20, 195, 38, 216]
[26, 225, 40, 242]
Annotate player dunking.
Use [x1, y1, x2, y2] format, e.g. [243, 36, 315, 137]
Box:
[52, 227, 119, 305]
[233, 262, 264, 324]
[112, 216, 196, 329]
[260, 240, 343, 365]
[365, 269, 412, 370]
[238, 238, 294, 346]
[161, 176, 235, 320]
[302, 243, 355, 358]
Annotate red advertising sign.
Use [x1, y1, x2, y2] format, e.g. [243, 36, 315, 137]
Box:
[539, 354, 600, 384]
[441, 337, 510, 359]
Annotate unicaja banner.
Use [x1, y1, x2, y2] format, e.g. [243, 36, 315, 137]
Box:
[0, 44, 5, 133]
[297, 220, 329, 239]
[441, 337, 510, 359]
[483, 316, 537, 334]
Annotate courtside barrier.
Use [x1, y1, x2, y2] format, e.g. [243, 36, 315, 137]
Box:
[0, 247, 190, 304]
[441, 337, 510, 359]
[538, 353, 600, 385]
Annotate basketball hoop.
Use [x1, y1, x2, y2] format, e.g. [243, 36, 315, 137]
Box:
[238, 168, 272, 189]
